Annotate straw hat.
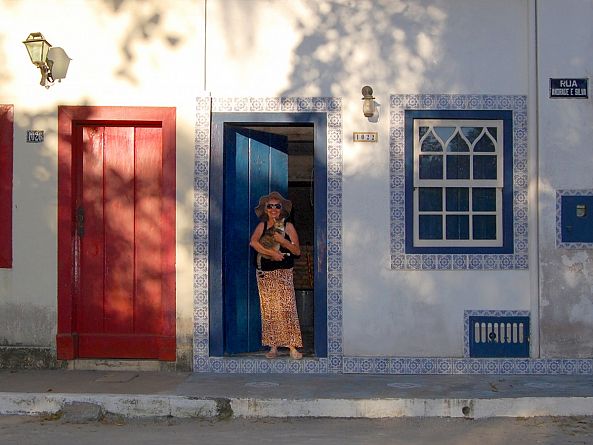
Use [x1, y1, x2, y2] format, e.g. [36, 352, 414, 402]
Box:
[254, 191, 292, 220]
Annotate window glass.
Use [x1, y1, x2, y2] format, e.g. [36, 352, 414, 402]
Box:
[420, 131, 442, 152]
[473, 215, 497, 240]
[419, 155, 443, 179]
[472, 188, 496, 211]
[419, 188, 442, 211]
[473, 155, 497, 179]
[474, 134, 496, 152]
[447, 132, 469, 152]
[446, 155, 470, 179]
[434, 127, 455, 143]
[461, 127, 482, 144]
[419, 215, 442, 240]
[446, 188, 469, 211]
[446, 215, 469, 240]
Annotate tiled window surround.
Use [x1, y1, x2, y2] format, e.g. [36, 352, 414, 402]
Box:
[390, 95, 528, 271]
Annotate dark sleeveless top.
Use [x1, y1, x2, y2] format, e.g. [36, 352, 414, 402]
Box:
[258, 223, 299, 271]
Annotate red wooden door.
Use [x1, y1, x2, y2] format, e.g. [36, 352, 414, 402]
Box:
[57, 107, 176, 361]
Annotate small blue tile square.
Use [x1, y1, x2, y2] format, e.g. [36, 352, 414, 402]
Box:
[484, 360, 500, 374]
[390, 359, 407, 374]
[360, 359, 374, 374]
[376, 359, 389, 374]
[529, 360, 546, 374]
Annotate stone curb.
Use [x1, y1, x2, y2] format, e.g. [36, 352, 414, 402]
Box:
[0, 393, 219, 418]
[2, 393, 593, 419]
[231, 397, 593, 419]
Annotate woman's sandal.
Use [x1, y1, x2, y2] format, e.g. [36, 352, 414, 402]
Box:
[265, 348, 278, 359]
[289, 348, 303, 360]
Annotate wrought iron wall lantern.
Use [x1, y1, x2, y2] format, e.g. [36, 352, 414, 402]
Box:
[23, 32, 71, 88]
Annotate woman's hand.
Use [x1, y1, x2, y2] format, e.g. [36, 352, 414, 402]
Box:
[270, 251, 284, 261]
[273, 232, 286, 245]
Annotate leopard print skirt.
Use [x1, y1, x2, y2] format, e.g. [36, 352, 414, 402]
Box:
[256, 268, 303, 348]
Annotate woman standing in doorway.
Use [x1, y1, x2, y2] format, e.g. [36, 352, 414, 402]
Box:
[250, 191, 303, 359]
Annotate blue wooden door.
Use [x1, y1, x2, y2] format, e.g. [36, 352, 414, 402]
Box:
[223, 127, 288, 354]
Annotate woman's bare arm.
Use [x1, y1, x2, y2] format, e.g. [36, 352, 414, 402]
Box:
[275, 222, 301, 256]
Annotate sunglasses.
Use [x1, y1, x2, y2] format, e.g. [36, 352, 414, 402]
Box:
[266, 204, 282, 209]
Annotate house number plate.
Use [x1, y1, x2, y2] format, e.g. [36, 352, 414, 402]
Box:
[353, 132, 378, 142]
[26, 130, 44, 143]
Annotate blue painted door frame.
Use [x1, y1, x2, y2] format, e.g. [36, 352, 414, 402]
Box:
[209, 112, 328, 358]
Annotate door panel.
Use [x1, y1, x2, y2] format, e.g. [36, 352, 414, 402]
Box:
[79, 126, 104, 335]
[223, 127, 288, 354]
[103, 126, 135, 335]
[76, 124, 166, 359]
[134, 127, 163, 334]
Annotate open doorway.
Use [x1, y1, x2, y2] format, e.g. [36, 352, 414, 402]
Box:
[209, 112, 327, 360]
[244, 125, 315, 355]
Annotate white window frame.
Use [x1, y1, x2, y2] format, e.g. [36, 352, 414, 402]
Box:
[412, 119, 504, 248]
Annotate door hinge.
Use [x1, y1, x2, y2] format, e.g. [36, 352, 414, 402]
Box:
[76, 206, 85, 237]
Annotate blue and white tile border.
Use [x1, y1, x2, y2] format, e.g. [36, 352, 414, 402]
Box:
[389, 94, 529, 270]
[193, 96, 343, 373]
[556, 189, 593, 249]
[341, 356, 592, 375]
[463, 310, 530, 358]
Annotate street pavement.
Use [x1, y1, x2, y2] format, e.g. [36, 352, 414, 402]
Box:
[3, 415, 593, 445]
[1, 369, 593, 420]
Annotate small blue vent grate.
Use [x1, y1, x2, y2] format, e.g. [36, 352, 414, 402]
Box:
[469, 316, 529, 358]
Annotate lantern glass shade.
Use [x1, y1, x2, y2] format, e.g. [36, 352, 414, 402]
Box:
[363, 98, 375, 117]
[23, 32, 52, 66]
[47, 47, 71, 80]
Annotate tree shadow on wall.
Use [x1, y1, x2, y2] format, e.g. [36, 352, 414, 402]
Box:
[281, 0, 448, 98]
[98, 0, 184, 84]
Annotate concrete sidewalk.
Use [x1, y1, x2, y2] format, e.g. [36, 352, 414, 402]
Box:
[1, 369, 593, 420]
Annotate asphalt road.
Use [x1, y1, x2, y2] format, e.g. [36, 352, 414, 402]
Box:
[2, 415, 593, 445]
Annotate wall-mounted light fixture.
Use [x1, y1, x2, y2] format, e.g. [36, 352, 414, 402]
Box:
[361, 85, 376, 118]
[23, 33, 71, 88]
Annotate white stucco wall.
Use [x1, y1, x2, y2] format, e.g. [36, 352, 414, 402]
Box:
[537, 0, 593, 357]
[341, 0, 532, 357]
[207, 0, 532, 358]
[0, 0, 204, 365]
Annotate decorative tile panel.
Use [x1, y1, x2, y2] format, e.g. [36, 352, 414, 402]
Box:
[390, 94, 528, 270]
[193, 96, 342, 373]
[463, 310, 530, 357]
